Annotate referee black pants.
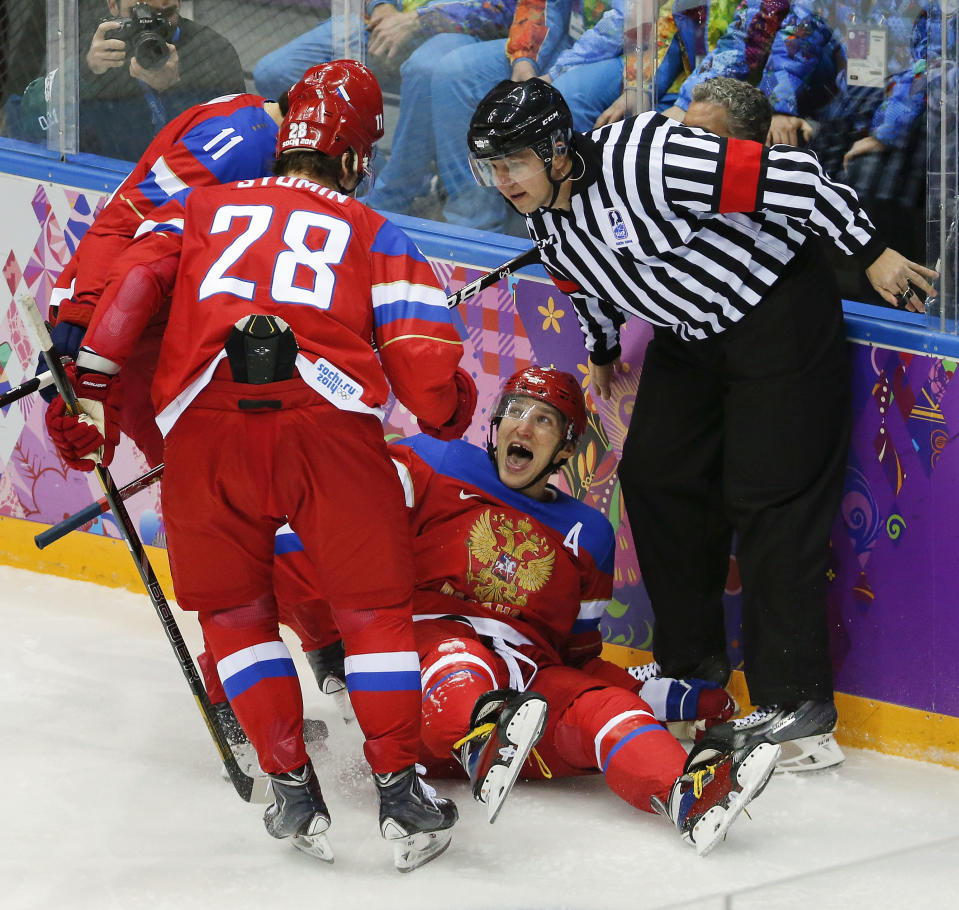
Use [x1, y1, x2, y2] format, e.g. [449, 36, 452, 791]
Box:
[619, 240, 851, 706]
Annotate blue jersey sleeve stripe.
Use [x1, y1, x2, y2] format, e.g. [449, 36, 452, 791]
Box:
[222, 657, 298, 700]
[373, 298, 452, 328]
[370, 221, 428, 261]
[571, 617, 601, 634]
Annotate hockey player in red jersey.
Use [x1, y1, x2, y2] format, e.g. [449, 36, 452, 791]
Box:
[273, 367, 779, 855]
[39, 61, 386, 764]
[43, 81, 475, 871]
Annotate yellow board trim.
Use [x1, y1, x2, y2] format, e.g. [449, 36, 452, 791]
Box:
[3, 515, 956, 768]
[0, 514, 173, 593]
[602, 644, 959, 770]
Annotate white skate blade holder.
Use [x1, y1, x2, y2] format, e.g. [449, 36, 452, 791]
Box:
[381, 820, 453, 873]
[694, 741, 781, 858]
[774, 732, 845, 774]
[481, 698, 549, 824]
[291, 816, 334, 864]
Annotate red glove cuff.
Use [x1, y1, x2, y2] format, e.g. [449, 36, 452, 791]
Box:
[54, 299, 95, 329]
[417, 366, 477, 442]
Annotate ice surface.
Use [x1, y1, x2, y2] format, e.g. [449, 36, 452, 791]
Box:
[1, 565, 956, 910]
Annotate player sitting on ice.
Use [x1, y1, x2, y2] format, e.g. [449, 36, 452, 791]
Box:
[277, 367, 779, 854]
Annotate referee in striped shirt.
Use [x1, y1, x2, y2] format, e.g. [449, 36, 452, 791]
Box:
[466, 78, 938, 759]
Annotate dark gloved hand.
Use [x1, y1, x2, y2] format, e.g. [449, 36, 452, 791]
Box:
[36, 321, 86, 402]
[417, 367, 477, 441]
[44, 364, 121, 471]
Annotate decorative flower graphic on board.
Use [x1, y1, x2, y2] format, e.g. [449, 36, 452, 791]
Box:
[537, 296, 564, 333]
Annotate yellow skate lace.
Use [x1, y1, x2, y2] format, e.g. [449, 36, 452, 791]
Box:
[453, 724, 552, 779]
[691, 763, 717, 799]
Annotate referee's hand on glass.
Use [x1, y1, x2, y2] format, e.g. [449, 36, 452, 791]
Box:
[865, 248, 938, 312]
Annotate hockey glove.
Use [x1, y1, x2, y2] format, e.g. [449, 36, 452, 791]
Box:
[35, 320, 86, 402]
[638, 676, 736, 726]
[44, 364, 121, 471]
[417, 367, 477, 441]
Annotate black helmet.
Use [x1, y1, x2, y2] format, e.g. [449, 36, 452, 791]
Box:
[468, 78, 573, 163]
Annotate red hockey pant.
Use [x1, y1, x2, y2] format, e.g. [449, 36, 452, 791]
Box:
[164, 378, 422, 775]
[416, 621, 686, 812]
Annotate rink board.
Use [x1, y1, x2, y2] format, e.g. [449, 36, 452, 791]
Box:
[1, 160, 957, 768]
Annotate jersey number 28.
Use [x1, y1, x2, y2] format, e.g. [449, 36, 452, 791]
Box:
[198, 204, 351, 309]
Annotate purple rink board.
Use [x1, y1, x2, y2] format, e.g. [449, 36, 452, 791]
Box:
[1, 179, 956, 718]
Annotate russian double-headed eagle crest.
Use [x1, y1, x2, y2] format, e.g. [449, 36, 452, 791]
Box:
[466, 510, 555, 606]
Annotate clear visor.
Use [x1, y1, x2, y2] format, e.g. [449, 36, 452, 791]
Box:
[493, 396, 566, 435]
[469, 149, 549, 188]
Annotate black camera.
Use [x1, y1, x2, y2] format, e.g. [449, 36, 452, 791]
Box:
[102, 3, 174, 71]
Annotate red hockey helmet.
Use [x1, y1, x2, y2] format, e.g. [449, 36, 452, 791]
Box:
[494, 366, 587, 443]
[287, 59, 384, 139]
[277, 85, 383, 179]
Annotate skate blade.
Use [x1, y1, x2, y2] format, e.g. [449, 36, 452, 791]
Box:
[291, 831, 334, 863]
[483, 698, 549, 825]
[389, 828, 453, 873]
[774, 733, 845, 774]
[695, 742, 781, 857]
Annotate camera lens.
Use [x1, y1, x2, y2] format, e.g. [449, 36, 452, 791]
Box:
[134, 32, 171, 70]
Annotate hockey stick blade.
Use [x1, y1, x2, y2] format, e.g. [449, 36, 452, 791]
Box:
[445, 238, 554, 310]
[35, 463, 165, 550]
[16, 295, 267, 804]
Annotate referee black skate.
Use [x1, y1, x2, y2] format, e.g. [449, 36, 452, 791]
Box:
[465, 79, 937, 771]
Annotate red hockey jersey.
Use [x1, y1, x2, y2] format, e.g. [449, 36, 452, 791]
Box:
[54, 94, 279, 325]
[389, 436, 616, 670]
[81, 176, 464, 433]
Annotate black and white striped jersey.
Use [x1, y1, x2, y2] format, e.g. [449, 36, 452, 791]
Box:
[524, 112, 886, 359]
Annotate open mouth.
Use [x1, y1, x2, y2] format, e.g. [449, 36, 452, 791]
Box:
[505, 442, 533, 470]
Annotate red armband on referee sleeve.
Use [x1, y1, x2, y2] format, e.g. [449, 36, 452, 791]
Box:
[718, 138, 763, 214]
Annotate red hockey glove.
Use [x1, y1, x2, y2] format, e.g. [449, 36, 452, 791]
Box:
[44, 364, 121, 471]
[417, 367, 477, 441]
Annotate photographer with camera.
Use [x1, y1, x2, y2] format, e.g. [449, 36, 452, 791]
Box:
[81, 0, 244, 160]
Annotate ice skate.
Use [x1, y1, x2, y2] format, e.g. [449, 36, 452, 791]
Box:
[454, 688, 549, 824]
[652, 741, 781, 856]
[305, 641, 355, 724]
[687, 700, 842, 774]
[263, 762, 333, 863]
[374, 765, 458, 872]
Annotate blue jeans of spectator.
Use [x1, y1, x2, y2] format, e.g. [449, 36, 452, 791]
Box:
[553, 56, 626, 133]
[364, 33, 480, 218]
[253, 15, 366, 99]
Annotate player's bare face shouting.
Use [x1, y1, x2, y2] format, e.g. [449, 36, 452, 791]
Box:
[495, 396, 576, 498]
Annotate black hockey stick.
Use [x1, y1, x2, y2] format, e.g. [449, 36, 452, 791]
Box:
[0, 359, 68, 409]
[16, 296, 270, 805]
[445, 238, 553, 309]
[35, 463, 165, 550]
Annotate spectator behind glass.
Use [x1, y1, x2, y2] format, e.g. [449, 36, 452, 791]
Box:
[252, 0, 516, 102]
[363, 0, 575, 232]
[684, 75, 773, 141]
[809, 2, 952, 305]
[80, 0, 245, 161]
